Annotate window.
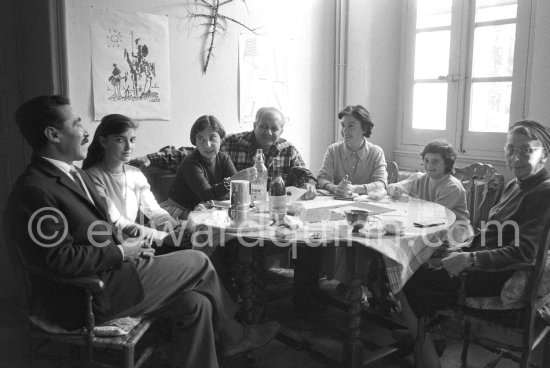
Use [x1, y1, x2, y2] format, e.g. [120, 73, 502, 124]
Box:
[401, 0, 533, 156]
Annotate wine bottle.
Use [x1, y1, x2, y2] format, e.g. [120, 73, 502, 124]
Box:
[269, 156, 287, 223]
[251, 149, 268, 212]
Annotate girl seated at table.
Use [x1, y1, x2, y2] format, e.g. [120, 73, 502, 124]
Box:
[83, 114, 182, 248]
[317, 104, 388, 196]
[161, 115, 256, 221]
[401, 121, 550, 368]
[387, 139, 469, 222]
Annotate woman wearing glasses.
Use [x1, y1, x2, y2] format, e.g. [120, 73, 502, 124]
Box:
[162, 115, 256, 221]
[401, 120, 550, 368]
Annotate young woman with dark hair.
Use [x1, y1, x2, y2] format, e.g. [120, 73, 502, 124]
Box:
[162, 115, 256, 220]
[83, 114, 181, 245]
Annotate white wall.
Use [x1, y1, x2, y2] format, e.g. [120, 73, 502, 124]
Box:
[63, 0, 335, 173]
[63, 0, 549, 181]
[346, 0, 401, 161]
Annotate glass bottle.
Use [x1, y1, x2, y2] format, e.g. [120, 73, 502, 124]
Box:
[251, 149, 268, 212]
[269, 156, 287, 223]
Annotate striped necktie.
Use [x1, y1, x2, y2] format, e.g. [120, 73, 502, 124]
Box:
[69, 167, 88, 195]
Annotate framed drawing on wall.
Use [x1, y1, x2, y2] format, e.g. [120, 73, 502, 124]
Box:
[91, 8, 171, 120]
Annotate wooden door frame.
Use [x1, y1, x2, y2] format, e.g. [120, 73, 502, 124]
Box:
[0, 0, 67, 299]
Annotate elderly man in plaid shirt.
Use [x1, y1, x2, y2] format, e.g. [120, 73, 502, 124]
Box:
[136, 107, 317, 199]
[223, 107, 316, 199]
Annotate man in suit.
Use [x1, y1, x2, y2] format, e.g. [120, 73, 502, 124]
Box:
[6, 95, 279, 368]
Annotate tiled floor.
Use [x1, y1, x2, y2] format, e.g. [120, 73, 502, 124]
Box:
[1, 291, 544, 368]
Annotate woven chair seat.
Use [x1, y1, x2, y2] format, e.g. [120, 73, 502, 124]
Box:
[30, 316, 157, 349]
[29, 315, 144, 337]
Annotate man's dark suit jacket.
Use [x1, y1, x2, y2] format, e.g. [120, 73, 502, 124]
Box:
[5, 155, 144, 329]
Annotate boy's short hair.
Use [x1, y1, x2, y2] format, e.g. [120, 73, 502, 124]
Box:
[421, 139, 457, 174]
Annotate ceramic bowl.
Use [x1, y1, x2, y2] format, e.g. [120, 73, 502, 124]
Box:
[344, 210, 370, 232]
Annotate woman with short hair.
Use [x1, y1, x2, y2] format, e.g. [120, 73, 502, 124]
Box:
[162, 115, 256, 220]
[317, 104, 388, 196]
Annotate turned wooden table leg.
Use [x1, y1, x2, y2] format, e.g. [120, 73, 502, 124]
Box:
[239, 245, 255, 324]
[344, 244, 363, 368]
[253, 244, 267, 321]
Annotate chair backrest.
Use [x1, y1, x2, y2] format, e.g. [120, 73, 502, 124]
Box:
[527, 220, 550, 305]
[141, 165, 176, 202]
[138, 145, 195, 202]
[453, 163, 504, 230]
[387, 161, 399, 184]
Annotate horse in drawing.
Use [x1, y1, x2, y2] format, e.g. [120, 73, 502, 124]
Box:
[108, 63, 127, 98]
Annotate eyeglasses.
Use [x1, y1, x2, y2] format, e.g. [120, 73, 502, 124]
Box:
[504, 145, 544, 157]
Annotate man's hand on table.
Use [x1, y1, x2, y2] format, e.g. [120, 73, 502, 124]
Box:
[302, 181, 317, 200]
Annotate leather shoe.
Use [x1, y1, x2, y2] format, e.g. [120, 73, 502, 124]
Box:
[222, 321, 280, 357]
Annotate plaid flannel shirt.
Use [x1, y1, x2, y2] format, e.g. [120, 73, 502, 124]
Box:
[222, 131, 309, 184]
[141, 132, 316, 186]
[145, 146, 193, 171]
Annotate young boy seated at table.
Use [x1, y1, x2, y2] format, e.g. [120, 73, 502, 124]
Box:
[387, 139, 469, 222]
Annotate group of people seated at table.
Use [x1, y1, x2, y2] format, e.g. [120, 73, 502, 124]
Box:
[6, 94, 550, 368]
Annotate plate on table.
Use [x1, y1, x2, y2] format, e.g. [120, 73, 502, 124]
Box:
[201, 213, 271, 233]
[356, 227, 387, 238]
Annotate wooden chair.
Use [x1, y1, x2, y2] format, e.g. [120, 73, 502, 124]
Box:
[415, 222, 550, 368]
[387, 161, 399, 184]
[453, 162, 505, 230]
[4, 222, 163, 368]
[457, 221, 550, 367]
[414, 163, 505, 366]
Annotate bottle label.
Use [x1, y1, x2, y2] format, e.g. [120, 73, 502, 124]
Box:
[269, 196, 287, 212]
[251, 185, 265, 200]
